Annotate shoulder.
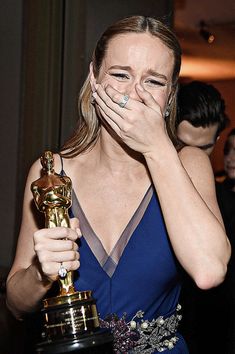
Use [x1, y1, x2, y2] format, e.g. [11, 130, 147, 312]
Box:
[178, 146, 224, 225]
[178, 146, 214, 179]
[27, 158, 43, 184]
[53, 153, 64, 173]
[178, 145, 211, 166]
[178, 146, 216, 201]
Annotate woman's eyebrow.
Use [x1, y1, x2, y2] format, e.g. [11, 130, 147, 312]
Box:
[108, 66, 168, 80]
[146, 69, 167, 80]
[109, 65, 131, 71]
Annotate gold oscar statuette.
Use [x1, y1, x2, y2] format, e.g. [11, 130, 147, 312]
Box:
[31, 151, 113, 354]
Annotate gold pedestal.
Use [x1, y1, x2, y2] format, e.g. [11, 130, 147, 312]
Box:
[42, 291, 99, 339]
[36, 290, 113, 353]
[31, 152, 113, 353]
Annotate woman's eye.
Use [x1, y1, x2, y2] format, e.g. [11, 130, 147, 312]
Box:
[110, 73, 129, 80]
[145, 79, 166, 87]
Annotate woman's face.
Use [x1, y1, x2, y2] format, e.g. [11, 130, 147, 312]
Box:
[95, 32, 174, 112]
[224, 135, 235, 180]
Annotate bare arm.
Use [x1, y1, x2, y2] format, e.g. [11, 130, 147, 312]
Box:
[6, 158, 80, 319]
[145, 144, 231, 289]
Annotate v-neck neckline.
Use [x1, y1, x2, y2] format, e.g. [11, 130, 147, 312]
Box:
[71, 186, 153, 277]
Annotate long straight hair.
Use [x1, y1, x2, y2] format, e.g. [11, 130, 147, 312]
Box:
[61, 16, 182, 158]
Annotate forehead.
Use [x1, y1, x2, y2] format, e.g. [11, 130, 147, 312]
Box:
[177, 120, 218, 146]
[103, 32, 174, 74]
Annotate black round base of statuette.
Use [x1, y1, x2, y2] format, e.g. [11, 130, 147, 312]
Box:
[35, 329, 114, 354]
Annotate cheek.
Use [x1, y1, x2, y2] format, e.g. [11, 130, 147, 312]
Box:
[150, 90, 169, 110]
[97, 72, 122, 91]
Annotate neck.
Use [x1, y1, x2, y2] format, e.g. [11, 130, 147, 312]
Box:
[89, 127, 147, 176]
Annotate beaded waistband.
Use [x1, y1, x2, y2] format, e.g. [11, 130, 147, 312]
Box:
[100, 304, 182, 353]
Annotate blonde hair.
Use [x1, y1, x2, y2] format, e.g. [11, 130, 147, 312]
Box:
[61, 16, 181, 158]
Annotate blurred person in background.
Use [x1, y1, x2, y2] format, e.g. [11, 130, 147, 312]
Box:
[216, 129, 235, 354]
[176, 80, 231, 354]
[176, 80, 229, 156]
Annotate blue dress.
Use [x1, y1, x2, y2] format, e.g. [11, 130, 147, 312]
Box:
[67, 176, 189, 353]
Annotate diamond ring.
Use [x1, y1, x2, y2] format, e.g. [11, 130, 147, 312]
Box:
[58, 262, 67, 278]
[118, 94, 129, 108]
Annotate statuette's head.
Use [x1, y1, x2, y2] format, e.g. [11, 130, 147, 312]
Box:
[41, 151, 54, 173]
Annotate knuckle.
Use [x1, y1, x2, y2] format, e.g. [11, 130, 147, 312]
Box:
[69, 240, 74, 250]
[70, 217, 79, 228]
[33, 231, 41, 243]
[62, 227, 70, 238]
[34, 243, 42, 252]
[69, 250, 78, 260]
[39, 253, 47, 263]
[34, 229, 41, 238]
[122, 123, 130, 134]
[41, 263, 51, 276]
[74, 260, 80, 269]
[113, 93, 120, 102]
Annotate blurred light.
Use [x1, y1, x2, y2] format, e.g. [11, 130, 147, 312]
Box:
[200, 28, 215, 44]
[199, 20, 215, 44]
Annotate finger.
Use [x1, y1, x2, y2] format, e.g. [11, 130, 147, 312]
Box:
[96, 85, 132, 115]
[98, 105, 123, 133]
[70, 217, 79, 229]
[93, 92, 125, 129]
[48, 250, 80, 263]
[70, 217, 82, 238]
[35, 239, 79, 252]
[104, 85, 133, 111]
[38, 249, 79, 264]
[41, 259, 80, 279]
[34, 227, 79, 241]
[62, 259, 80, 272]
[135, 84, 161, 112]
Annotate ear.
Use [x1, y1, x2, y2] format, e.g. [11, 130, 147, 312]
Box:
[89, 62, 96, 93]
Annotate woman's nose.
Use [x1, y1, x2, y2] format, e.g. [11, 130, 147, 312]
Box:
[125, 81, 142, 102]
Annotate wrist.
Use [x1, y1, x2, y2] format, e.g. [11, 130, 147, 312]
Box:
[143, 136, 176, 163]
[32, 258, 54, 288]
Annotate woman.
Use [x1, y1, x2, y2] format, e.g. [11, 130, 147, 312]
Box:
[6, 16, 230, 353]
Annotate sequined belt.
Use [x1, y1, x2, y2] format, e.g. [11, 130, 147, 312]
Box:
[100, 304, 182, 353]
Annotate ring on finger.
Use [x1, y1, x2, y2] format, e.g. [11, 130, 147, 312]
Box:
[58, 262, 67, 278]
[118, 94, 129, 108]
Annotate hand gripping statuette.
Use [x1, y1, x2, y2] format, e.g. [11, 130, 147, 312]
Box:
[31, 151, 113, 354]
